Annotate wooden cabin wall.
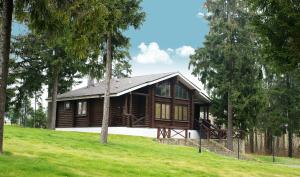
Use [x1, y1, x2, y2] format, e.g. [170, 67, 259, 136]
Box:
[56, 101, 75, 127]
[89, 98, 103, 127]
[150, 77, 194, 129]
[74, 101, 89, 127]
[110, 96, 124, 126]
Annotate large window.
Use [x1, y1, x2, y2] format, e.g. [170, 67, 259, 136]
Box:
[77, 101, 87, 116]
[174, 105, 188, 121]
[155, 103, 170, 120]
[64, 101, 71, 110]
[156, 82, 171, 97]
[175, 84, 189, 99]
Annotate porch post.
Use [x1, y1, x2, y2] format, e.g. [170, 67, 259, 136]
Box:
[207, 105, 209, 120]
[190, 90, 195, 129]
[170, 78, 175, 126]
[122, 94, 128, 125]
[145, 95, 148, 125]
[129, 92, 133, 127]
[129, 92, 132, 114]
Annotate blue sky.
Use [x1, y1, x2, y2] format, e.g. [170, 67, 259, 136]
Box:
[126, 0, 209, 85]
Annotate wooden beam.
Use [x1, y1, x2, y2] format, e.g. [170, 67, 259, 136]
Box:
[132, 92, 148, 96]
[129, 93, 132, 114]
[170, 77, 175, 126]
[157, 127, 160, 139]
[129, 93, 133, 127]
[122, 95, 128, 125]
[207, 106, 209, 120]
[150, 86, 155, 128]
[190, 90, 195, 129]
[145, 95, 148, 125]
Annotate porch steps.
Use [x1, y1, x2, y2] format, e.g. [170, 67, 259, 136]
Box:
[157, 138, 247, 159]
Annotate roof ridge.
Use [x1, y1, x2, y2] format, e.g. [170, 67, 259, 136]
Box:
[128, 71, 178, 78]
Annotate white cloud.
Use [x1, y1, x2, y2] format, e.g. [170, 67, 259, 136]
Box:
[197, 12, 213, 18]
[197, 12, 205, 17]
[134, 42, 172, 64]
[134, 42, 195, 64]
[175, 46, 195, 57]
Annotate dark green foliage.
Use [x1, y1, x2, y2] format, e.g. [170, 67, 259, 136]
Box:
[249, 0, 300, 72]
[190, 0, 264, 135]
[248, 0, 300, 156]
[7, 34, 82, 112]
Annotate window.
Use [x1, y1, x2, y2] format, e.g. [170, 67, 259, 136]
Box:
[64, 102, 71, 110]
[175, 84, 189, 99]
[156, 82, 171, 97]
[77, 101, 87, 116]
[174, 105, 188, 121]
[155, 103, 170, 120]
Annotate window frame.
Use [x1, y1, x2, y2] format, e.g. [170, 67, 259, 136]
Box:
[155, 81, 171, 98]
[77, 100, 87, 116]
[175, 83, 189, 100]
[155, 102, 171, 120]
[64, 101, 71, 110]
[174, 105, 189, 121]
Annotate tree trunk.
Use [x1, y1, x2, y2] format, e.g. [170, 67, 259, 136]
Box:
[249, 128, 254, 153]
[100, 33, 112, 144]
[0, 0, 13, 154]
[286, 75, 293, 158]
[47, 71, 53, 128]
[227, 94, 233, 150]
[49, 66, 59, 129]
[288, 125, 293, 158]
[265, 129, 272, 154]
[254, 129, 258, 153]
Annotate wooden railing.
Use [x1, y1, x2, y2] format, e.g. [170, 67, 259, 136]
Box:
[123, 114, 146, 127]
[157, 126, 188, 139]
[195, 119, 227, 140]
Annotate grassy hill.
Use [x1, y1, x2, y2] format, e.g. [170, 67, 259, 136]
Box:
[0, 126, 299, 177]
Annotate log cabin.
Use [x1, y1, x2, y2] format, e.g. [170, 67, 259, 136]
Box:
[48, 72, 211, 134]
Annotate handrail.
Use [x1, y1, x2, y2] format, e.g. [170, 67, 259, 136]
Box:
[195, 119, 227, 139]
[124, 113, 146, 126]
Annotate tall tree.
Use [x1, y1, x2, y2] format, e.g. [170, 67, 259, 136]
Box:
[190, 0, 263, 150]
[100, 0, 145, 144]
[0, 0, 13, 154]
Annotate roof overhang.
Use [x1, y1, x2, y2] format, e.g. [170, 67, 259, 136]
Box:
[47, 95, 101, 102]
[49, 72, 210, 103]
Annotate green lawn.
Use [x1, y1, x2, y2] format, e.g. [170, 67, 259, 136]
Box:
[0, 126, 299, 177]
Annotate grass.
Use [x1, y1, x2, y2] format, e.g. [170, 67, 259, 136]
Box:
[0, 126, 300, 177]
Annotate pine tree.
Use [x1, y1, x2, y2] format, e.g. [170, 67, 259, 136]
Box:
[100, 0, 145, 144]
[190, 0, 263, 150]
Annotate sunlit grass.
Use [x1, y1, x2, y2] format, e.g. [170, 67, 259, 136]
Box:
[0, 126, 299, 177]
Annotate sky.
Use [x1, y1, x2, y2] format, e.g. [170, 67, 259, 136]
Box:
[127, 0, 209, 84]
[12, 0, 209, 107]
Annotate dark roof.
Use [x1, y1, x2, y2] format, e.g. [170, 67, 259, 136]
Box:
[53, 72, 210, 103]
[56, 72, 176, 100]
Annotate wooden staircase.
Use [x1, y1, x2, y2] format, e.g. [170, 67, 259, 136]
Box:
[194, 119, 227, 140]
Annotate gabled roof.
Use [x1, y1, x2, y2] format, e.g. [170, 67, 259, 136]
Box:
[52, 72, 210, 103]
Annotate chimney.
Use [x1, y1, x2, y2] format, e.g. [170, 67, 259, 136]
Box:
[87, 75, 95, 87]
